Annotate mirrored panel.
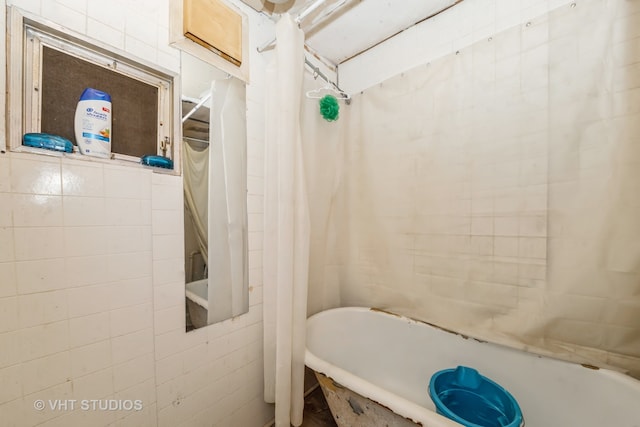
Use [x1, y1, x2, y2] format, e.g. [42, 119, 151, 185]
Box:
[181, 51, 249, 331]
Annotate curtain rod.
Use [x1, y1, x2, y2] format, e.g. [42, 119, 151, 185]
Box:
[182, 93, 211, 123]
[304, 57, 351, 104]
[257, 0, 329, 53]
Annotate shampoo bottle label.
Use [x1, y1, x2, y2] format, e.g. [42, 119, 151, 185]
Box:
[74, 88, 112, 158]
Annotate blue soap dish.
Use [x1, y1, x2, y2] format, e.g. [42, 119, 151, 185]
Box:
[140, 155, 173, 169]
[23, 133, 74, 153]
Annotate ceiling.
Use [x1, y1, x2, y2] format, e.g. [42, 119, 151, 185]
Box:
[243, 0, 462, 65]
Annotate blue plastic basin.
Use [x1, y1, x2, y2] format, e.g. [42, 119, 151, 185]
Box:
[429, 366, 524, 427]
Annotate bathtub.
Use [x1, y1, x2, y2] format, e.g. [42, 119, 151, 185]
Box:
[185, 279, 208, 329]
[305, 307, 640, 427]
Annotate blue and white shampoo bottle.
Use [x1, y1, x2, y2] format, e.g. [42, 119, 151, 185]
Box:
[74, 88, 112, 158]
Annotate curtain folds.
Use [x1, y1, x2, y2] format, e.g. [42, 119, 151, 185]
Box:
[208, 78, 249, 324]
[183, 139, 209, 271]
[263, 14, 310, 427]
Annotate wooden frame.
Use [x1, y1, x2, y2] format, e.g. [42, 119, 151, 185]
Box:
[183, 0, 242, 66]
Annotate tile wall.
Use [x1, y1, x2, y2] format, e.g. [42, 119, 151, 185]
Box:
[0, 0, 274, 426]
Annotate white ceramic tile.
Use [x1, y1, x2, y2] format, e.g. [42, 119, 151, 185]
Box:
[152, 234, 182, 261]
[151, 183, 182, 211]
[247, 195, 263, 214]
[54, 0, 87, 14]
[113, 353, 155, 392]
[0, 156, 11, 192]
[107, 225, 152, 254]
[106, 198, 145, 226]
[62, 155, 110, 201]
[0, 262, 17, 298]
[12, 194, 63, 227]
[0, 331, 21, 370]
[0, 297, 19, 334]
[15, 258, 66, 294]
[68, 312, 110, 348]
[20, 351, 71, 395]
[53, 404, 117, 427]
[125, 35, 158, 64]
[157, 50, 181, 75]
[63, 226, 108, 258]
[42, 1, 86, 33]
[155, 353, 183, 386]
[70, 339, 112, 378]
[20, 320, 69, 361]
[62, 196, 107, 226]
[72, 367, 114, 400]
[66, 283, 112, 318]
[87, 18, 125, 50]
[13, 227, 64, 261]
[106, 252, 152, 282]
[249, 284, 263, 306]
[18, 290, 68, 328]
[64, 255, 108, 288]
[153, 305, 184, 336]
[87, 0, 125, 31]
[22, 381, 74, 426]
[153, 282, 184, 311]
[125, 13, 158, 48]
[10, 157, 61, 195]
[151, 210, 181, 236]
[0, 228, 15, 263]
[109, 277, 153, 310]
[110, 303, 153, 337]
[0, 399, 24, 427]
[141, 199, 152, 226]
[104, 167, 151, 200]
[154, 329, 184, 361]
[114, 376, 156, 410]
[0, 194, 13, 228]
[115, 402, 157, 427]
[111, 329, 153, 365]
[8, 0, 43, 14]
[0, 365, 22, 405]
[152, 258, 185, 287]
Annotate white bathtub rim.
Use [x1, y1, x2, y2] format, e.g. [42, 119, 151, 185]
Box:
[185, 279, 208, 309]
[305, 307, 640, 427]
[309, 307, 636, 380]
[305, 350, 461, 427]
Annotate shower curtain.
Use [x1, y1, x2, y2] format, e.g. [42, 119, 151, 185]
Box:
[208, 77, 249, 324]
[322, 0, 640, 376]
[263, 14, 310, 427]
[183, 139, 209, 271]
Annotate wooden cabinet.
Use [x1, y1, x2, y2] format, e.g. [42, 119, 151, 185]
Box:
[183, 0, 242, 65]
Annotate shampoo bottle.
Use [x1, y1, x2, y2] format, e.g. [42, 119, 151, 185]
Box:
[74, 88, 112, 158]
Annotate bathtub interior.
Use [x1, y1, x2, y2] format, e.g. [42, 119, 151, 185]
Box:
[185, 278, 208, 309]
[306, 308, 640, 427]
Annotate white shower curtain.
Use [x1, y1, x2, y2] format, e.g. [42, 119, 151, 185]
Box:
[183, 139, 209, 267]
[208, 78, 249, 324]
[263, 14, 310, 427]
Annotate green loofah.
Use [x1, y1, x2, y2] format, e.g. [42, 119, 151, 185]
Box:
[319, 94, 339, 121]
